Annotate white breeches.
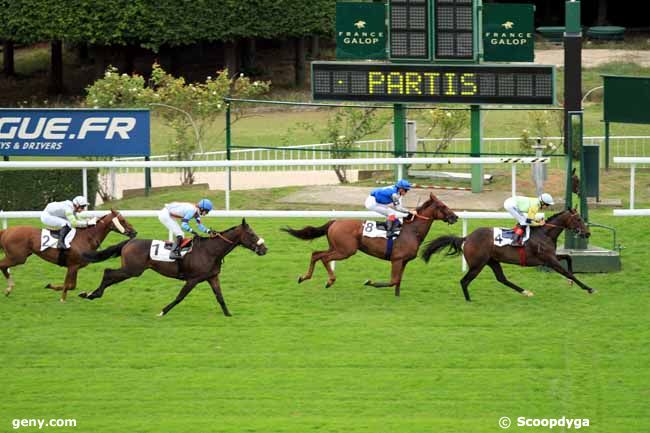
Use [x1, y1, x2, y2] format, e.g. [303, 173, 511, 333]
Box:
[503, 198, 529, 225]
[41, 213, 69, 229]
[365, 196, 408, 219]
[158, 208, 184, 237]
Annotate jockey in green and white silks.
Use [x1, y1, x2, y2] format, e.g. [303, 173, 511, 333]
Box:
[503, 193, 554, 246]
[158, 199, 213, 259]
[40, 196, 95, 249]
[364, 179, 414, 238]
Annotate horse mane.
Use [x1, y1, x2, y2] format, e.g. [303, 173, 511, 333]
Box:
[546, 209, 570, 222]
[416, 196, 436, 212]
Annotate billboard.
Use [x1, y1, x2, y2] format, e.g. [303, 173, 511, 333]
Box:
[0, 109, 150, 156]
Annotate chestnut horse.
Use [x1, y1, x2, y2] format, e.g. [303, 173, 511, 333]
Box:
[0, 210, 137, 302]
[421, 208, 595, 301]
[283, 193, 458, 296]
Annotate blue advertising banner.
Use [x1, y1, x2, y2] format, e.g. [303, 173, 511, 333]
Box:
[0, 109, 150, 156]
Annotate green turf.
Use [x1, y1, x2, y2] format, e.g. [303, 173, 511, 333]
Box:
[0, 210, 648, 433]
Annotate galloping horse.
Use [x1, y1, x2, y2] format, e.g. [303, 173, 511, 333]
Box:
[421, 208, 595, 301]
[79, 219, 267, 317]
[0, 209, 137, 302]
[283, 193, 458, 296]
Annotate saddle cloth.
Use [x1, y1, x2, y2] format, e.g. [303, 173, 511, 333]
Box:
[40, 228, 76, 251]
[493, 226, 531, 247]
[361, 220, 401, 239]
[149, 239, 193, 262]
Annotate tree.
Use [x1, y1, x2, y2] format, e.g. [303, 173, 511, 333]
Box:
[86, 64, 270, 184]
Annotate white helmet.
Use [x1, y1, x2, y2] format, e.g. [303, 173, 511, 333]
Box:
[539, 193, 554, 206]
[72, 195, 89, 207]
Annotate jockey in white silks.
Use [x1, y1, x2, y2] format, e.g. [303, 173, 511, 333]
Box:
[158, 199, 214, 259]
[503, 193, 555, 246]
[364, 179, 415, 238]
[40, 196, 96, 249]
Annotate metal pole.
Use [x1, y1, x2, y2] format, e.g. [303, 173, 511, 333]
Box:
[630, 164, 636, 209]
[226, 102, 232, 211]
[110, 168, 116, 199]
[604, 121, 610, 171]
[470, 105, 483, 193]
[82, 168, 88, 199]
[462, 218, 468, 272]
[144, 156, 152, 196]
[393, 104, 406, 181]
[511, 164, 516, 198]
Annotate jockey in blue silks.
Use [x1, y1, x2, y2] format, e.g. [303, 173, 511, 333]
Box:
[158, 198, 214, 259]
[364, 179, 415, 238]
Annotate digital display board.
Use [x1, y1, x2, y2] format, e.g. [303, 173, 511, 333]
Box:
[312, 62, 555, 105]
[389, 0, 430, 60]
[434, 0, 474, 59]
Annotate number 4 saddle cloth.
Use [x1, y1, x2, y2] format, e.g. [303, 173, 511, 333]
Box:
[149, 238, 194, 262]
[493, 226, 531, 247]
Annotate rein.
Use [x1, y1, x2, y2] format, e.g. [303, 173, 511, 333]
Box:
[214, 232, 235, 244]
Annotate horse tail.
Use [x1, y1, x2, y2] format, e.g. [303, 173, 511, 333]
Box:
[281, 221, 334, 240]
[82, 239, 130, 263]
[421, 235, 465, 263]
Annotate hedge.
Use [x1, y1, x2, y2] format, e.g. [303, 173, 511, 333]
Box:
[0, 169, 98, 211]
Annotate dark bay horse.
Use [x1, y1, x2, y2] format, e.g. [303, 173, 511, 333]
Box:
[421, 208, 595, 301]
[79, 219, 267, 317]
[283, 193, 458, 296]
[0, 210, 136, 302]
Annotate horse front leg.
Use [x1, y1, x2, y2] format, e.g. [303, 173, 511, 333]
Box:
[546, 257, 595, 294]
[159, 278, 201, 317]
[59, 266, 80, 303]
[207, 275, 231, 317]
[298, 250, 329, 284]
[0, 258, 18, 296]
[364, 260, 407, 296]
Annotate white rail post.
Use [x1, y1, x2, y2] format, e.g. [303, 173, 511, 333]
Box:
[462, 218, 468, 272]
[511, 164, 516, 198]
[82, 168, 88, 199]
[630, 164, 636, 209]
[2, 218, 7, 229]
[110, 168, 116, 199]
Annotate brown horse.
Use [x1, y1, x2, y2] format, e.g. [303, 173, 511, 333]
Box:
[421, 208, 594, 301]
[282, 193, 458, 296]
[0, 210, 137, 302]
[79, 219, 267, 317]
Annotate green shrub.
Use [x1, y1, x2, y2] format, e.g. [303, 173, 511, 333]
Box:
[0, 169, 98, 211]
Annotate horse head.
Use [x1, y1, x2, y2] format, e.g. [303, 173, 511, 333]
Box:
[548, 208, 590, 238]
[416, 193, 458, 224]
[102, 209, 137, 238]
[236, 218, 267, 256]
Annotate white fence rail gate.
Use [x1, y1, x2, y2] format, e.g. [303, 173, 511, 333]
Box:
[612, 157, 650, 216]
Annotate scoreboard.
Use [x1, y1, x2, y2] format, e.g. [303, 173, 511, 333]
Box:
[312, 62, 556, 105]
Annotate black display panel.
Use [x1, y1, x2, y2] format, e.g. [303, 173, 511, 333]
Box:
[389, 0, 430, 59]
[434, 0, 474, 59]
[312, 62, 555, 105]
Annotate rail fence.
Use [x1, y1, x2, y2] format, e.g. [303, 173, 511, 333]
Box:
[112, 135, 650, 174]
[612, 157, 650, 216]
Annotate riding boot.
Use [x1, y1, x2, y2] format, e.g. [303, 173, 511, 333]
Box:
[57, 225, 71, 250]
[511, 225, 525, 246]
[169, 235, 183, 260]
[386, 219, 398, 239]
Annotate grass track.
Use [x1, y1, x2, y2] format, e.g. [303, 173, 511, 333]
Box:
[0, 211, 648, 432]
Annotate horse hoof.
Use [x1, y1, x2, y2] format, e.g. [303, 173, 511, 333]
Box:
[157, 311, 164, 317]
[44, 284, 51, 289]
[364, 279, 372, 286]
[567, 279, 574, 286]
[60, 299, 66, 303]
[78, 292, 87, 298]
[588, 288, 597, 294]
[297, 276, 304, 284]
[325, 282, 333, 288]
[522, 290, 534, 297]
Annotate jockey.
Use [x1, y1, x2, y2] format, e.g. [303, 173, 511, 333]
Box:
[503, 193, 554, 246]
[40, 196, 95, 250]
[158, 199, 214, 259]
[365, 179, 415, 238]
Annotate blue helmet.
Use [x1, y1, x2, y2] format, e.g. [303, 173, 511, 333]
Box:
[198, 198, 213, 212]
[396, 179, 412, 191]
